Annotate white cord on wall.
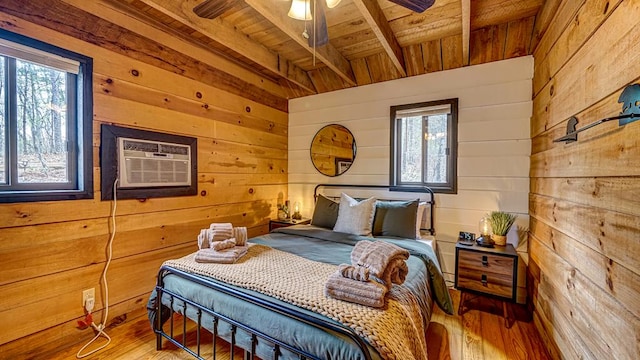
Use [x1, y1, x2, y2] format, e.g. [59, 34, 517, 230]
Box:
[76, 178, 118, 358]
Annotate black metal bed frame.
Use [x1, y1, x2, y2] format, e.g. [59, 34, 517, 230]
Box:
[154, 266, 373, 360]
[154, 184, 436, 360]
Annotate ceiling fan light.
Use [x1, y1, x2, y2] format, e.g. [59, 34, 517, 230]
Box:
[288, 0, 312, 20]
[325, 0, 342, 8]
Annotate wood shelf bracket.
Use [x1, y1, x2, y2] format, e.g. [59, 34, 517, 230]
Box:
[554, 83, 640, 143]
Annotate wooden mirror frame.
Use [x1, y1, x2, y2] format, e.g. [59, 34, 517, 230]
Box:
[310, 124, 356, 177]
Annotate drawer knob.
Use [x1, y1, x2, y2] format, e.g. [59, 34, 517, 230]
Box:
[481, 274, 488, 286]
[482, 255, 488, 267]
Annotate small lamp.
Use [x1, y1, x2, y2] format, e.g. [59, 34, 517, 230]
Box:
[292, 201, 302, 220]
[477, 216, 494, 246]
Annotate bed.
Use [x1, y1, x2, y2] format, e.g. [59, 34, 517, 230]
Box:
[148, 185, 454, 360]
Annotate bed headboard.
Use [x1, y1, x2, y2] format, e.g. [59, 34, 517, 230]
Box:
[313, 184, 435, 236]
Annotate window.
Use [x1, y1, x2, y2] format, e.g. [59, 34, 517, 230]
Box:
[390, 98, 458, 194]
[0, 29, 93, 203]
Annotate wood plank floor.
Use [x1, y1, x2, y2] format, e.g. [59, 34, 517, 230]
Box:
[50, 290, 551, 360]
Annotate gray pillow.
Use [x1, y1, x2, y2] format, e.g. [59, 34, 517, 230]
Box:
[333, 193, 377, 236]
[311, 194, 339, 229]
[372, 200, 419, 239]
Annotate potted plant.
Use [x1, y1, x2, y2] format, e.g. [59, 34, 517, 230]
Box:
[488, 211, 517, 246]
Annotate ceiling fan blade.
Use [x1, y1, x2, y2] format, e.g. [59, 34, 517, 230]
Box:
[193, 0, 241, 19]
[388, 0, 436, 13]
[308, 0, 329, 47]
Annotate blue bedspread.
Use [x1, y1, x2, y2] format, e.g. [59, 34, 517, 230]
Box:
[148, 225, 453, 360]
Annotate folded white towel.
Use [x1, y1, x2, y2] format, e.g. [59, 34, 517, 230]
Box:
[233, 227, 248, 246]
[195, 246, 249, 264]
[209, 223, 234, 241]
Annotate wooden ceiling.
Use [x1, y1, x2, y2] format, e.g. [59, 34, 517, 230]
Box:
[117, 0, 546, 98]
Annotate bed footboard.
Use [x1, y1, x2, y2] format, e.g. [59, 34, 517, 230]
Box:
[152, 265, 373, 360]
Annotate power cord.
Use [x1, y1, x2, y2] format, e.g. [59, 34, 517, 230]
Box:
[76, 178, 118, 358]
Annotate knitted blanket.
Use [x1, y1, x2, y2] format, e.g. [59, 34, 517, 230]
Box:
[163, 244, 428, 360]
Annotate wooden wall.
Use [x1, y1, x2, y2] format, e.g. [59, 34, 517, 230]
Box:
[288, 57, 532, 300]
[0, 0, 287, 358]
[301, 14, 537, 96]
[529, 0, 640, 359]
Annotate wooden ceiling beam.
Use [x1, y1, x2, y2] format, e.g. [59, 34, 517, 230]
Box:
[137, 0, 316, 93]
[243, 0, 356, 86]
[352, 0, 406, 77]
[461, 0, 470, 65]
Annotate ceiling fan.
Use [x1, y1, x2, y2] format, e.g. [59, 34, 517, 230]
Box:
[194, 0, 436, 48]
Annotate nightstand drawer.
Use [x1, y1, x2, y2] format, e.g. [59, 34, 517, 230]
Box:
[456, 270, 514, 298]
[457, 251, 515, 273]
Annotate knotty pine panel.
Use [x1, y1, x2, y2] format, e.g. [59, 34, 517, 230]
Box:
[504, 16, 535, 59]
[0, 294, 151, 359]
[530, 120, 640, 178]
[0, 1, 287, 357]
[403, 44, 425, 76]
[532, 0, 622, 96]
[529, 218, 640, 319]
[94, 74, 288, 137]
[532, 0, 640, 138]
[529, 0, 562, 52]
[529, 194, 640, 276]
[441, 34, 463, 70]
[529, 3, 640, 351]
[422, 39, 443, 73]
[350, 57, 373, 86]
[529, 236, 640, 360]
[469, 23, 507, 66]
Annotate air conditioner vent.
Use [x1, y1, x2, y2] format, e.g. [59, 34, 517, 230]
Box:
[117, 138, 191, 188]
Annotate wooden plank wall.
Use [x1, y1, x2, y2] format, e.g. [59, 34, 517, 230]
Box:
[288, 57, 533, 300]
[316, 15, 537, 92]
[0, 1, 287, 358]
[529, 0, 640, 359]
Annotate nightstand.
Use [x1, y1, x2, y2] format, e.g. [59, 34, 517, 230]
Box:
[269, 218, 311, 232]
[455, 242, 518, 327]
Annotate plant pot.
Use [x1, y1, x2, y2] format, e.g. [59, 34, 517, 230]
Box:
[492, 234, 507, 246]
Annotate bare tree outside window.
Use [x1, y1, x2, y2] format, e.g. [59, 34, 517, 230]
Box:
[390, 98, 458, 194]
[16, 60, 68, 183]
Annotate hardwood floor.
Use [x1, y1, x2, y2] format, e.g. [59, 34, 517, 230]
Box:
[50, 290, 551, 360]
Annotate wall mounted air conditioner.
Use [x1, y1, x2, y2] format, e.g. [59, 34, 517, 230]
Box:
[117, 137, 191, 188]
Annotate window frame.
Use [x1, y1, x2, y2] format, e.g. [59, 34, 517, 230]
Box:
[389, 98, 458, 194]
[0, 29, 93, 203]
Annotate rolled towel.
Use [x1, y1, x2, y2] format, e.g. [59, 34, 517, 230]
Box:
[338, 264, 370, 282]
[209, 223, 234, 241]
[233, 227, 248, 246]
[195, 246, 249, 264]
[197, 229, 210, 249]
[324, 272, 388, 308]
[351, 240, 409, 279]
[379, 258, 409, 286]
[211, 238, 236, 251]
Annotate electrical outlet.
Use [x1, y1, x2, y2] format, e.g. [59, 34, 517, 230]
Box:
[82, 288, 95, 309]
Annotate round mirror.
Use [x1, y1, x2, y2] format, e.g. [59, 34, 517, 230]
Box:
[310, 124, 356, 177]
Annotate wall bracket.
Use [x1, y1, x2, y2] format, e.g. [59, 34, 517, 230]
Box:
[554, 83, 640, 143]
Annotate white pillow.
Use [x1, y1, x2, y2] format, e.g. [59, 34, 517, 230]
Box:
[416, 201, 427, 238]
[333, 193, 377, 236]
